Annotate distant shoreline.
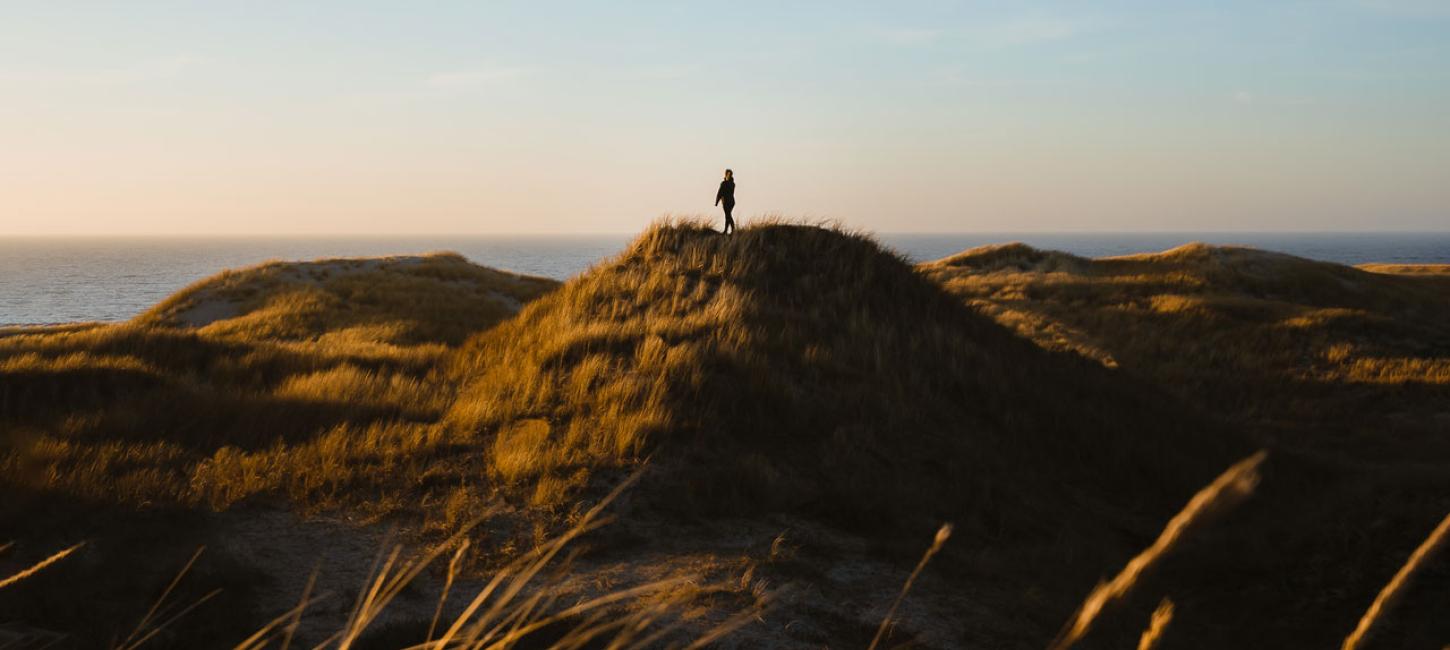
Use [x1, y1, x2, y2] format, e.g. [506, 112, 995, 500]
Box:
[6, 232, 1450, 326]
[3, 257, 1446, 331]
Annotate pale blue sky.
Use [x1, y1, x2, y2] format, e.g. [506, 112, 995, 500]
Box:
[2, 1, 1447, 234]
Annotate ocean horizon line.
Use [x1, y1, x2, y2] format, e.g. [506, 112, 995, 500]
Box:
[3, 228, 1450, 239]
[5, 231, 1449, 326]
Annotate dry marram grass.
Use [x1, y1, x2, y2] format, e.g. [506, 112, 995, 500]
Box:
[3, 224, 1450, 646]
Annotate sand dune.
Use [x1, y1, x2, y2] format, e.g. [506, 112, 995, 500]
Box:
[2, 224, 1447, 648]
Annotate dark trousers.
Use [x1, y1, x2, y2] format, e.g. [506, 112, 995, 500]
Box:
[722, 201, 735, 234]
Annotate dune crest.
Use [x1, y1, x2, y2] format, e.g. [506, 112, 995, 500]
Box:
[136, 252, 557, 344]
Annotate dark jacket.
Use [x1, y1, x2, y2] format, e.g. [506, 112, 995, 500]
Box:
[716, 179, 735, 205]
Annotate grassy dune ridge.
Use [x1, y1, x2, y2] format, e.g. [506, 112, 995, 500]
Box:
[925, 240, 1450, 647]
[444, 221, 1241, 535]
[3, 253, 557, 511]
[1, 221, 1448, 647]
[923, 241, 1450, 455]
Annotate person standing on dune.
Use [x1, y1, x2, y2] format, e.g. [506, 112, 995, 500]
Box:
[715, 169, 736, 235]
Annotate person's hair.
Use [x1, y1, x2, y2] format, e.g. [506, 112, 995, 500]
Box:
[724, 169, 733, 177]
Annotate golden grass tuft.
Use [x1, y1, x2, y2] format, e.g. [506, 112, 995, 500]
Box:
[489, 419, 568, 485]
[273, 363, 446, 418]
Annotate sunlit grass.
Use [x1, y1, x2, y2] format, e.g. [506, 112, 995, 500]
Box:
[4, 224, 1449, 646]
[922, 240, 1450, 443]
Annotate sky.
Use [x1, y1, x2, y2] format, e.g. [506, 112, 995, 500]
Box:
[1, 1, 1448, 235]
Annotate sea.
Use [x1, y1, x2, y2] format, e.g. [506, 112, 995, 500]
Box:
[3, 232, 1449, 327]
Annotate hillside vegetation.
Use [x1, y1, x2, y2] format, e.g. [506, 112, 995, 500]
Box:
[137, 253, 554, 344]
[2, 225, 1448, 648]
[3, 253, 556, 507]
[0, 253, 560, 644]
[922, 242, 1450, 457]
[923, 241, 1450, 647]
[446, 222, 1241, 541]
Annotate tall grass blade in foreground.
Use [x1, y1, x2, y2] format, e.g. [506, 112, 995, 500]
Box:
[427, 539, 470, 644]
[1136, 599, 1174, 650]
[119, 546, 221, 650]
[425, 476, 639, 648]
[120, 546, 204, 647]
[867, 523, 953, 650]
[1049, 450, 1268, 650]
[233, 569, 324, 650]
[1341, 511, 1450, 650]
[236, 470, 764, 649]
[0, 542, 84, 591]
[281, 568, 321, 650]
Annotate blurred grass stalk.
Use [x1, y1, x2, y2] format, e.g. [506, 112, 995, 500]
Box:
[1051, 450, 1267, 650]
[1341, 511, 1450, 650]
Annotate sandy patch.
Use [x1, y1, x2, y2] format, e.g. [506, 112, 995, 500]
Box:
[486, 290, 524, 312]
[209, 508, 449, 645]
[173, 296, 244, 328]
[206, 507, 996, 648]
